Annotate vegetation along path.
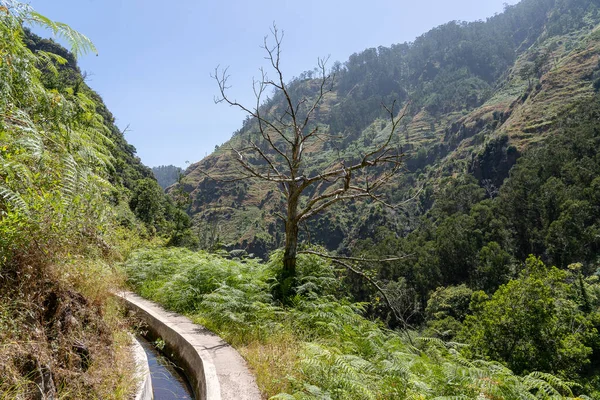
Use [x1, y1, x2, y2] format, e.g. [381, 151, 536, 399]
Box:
[118, 291, 262, 400]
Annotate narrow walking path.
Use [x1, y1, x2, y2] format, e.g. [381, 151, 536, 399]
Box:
[118, 291, 262, 400]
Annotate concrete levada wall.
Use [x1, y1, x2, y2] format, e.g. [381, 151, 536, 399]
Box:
[131, 334, 153, 400]
[117, 291, 261, 400]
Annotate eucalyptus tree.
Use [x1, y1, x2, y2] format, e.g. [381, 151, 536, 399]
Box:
[212, 25, 405, 301]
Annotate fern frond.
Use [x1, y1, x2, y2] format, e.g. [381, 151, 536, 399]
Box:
[16, 137, 44, 160]
[0, 0, 33, 20]
[447, 348, 476, 369]
[28, 12, 97, 58]
[1, 159, 32, 185]
[54, 21, 97, 58]
[417, 336, 449, 350]
[523, 371, 575, 397]
[0, 185, 28, 213]
[61, 153, 77, 186]
[35, 50, 67, 76]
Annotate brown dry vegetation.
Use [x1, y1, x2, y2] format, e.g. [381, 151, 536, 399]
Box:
[0, 243, 136, 400]
[237, 333, 302, 397]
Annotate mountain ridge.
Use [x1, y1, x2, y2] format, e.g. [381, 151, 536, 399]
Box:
[179, 0, 600, 257]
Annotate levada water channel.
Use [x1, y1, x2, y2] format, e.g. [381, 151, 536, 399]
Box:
[138, 335, 194, 399]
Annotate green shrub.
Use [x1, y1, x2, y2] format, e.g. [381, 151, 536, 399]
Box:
[124, 247, 586, 399]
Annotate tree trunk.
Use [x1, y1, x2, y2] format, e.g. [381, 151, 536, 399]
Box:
[276, 188, 299, 302]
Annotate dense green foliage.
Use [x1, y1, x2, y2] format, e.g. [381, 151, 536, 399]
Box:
[173, 0, 600, 395]
[0, 2, 114, 271]
[125, 247, 591, 399]
[0, 3, 181, 397]
[356, 94, 600, 303]
[460, 257, 599, 382]
[152, 164, 183, 189]
[349, 98, 600, 393]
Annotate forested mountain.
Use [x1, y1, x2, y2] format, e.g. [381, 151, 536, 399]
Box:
[176, 0, 600, 393]
[183, 0, 600, 258]
[152, 164, 183, 189]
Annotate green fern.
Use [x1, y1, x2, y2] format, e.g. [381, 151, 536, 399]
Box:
[35, 50, 67, 76]
[523, 371, 576, 398]
[125, 248, 594, 400]
[28, 12, 97, 58]
[0, 186, 28, 213]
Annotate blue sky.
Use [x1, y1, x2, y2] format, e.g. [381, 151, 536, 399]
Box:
[28, 0, 518, 168]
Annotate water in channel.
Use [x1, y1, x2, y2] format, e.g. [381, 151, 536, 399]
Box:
[138, 336, 195, 399]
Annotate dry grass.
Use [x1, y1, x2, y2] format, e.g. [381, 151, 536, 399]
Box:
[81, 327, 137, 400]
[238, 332, 302, 398]
[0, 255, 137, 400]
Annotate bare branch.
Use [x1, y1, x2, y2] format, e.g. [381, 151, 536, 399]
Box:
[120, 123, 131, 136]
[248, 140, 288, 180]
[273, 211, 286, 222]
[262, 24, 299, 142]
[299, 191, 372, 222]
[211, 24, 409, 301]
[213, 65, 296, 174]
[299, 250, 414, 263]
[300, 56, 334, 137]
[300, 147, 404, 188]
[232, 147, 290, 183]
[197, 167, 251, 183]
[316, 254, 416, 342]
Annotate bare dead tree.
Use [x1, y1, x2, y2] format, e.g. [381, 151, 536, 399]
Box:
[299, 249, 419, 341]
[212, 25, 405, 301]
